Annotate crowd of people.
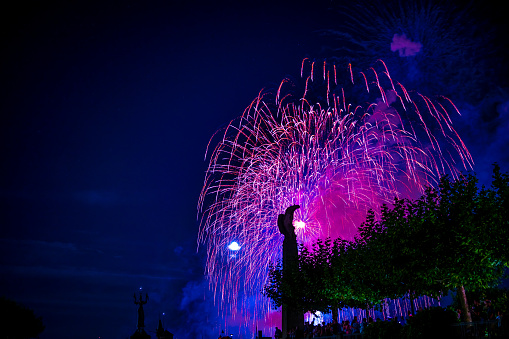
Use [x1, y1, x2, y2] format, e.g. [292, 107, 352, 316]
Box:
[281, 315, 371, 338]
[459, 299, 504, 324]
[279, 315, 412, 338]
[274, 299, 506, 338]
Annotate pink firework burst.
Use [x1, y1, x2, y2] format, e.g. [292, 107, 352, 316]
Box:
[197, 59, 472, 327]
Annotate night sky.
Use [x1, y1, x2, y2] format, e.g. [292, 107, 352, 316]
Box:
[1, 1, 508, 339]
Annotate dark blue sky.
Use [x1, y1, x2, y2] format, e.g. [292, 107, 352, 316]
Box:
[1, 1, 508, 338]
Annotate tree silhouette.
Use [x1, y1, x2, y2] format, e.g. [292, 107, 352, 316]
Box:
[0, 297, 45, 339]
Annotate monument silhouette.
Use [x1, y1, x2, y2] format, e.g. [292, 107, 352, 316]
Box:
[131, 292, 150, 339]
[277, 205, 304, 338]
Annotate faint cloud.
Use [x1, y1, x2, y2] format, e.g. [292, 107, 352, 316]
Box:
[455, 89, 509, 185]
[391, 33, 422, 57]
[179, 279, 206, 309]
[1, 264, 183, 281]
[173, 246, 183, 255]
[176, 278, 220, 337]
[73, 190, 120, 205]
[0, 238, 78, 252]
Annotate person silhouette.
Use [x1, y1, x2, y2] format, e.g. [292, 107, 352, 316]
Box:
[274, 326, 282, 339]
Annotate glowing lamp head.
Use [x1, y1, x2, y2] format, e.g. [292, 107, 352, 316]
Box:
[227, 241, 241, 251]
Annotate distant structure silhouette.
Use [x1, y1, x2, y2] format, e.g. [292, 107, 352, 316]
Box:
[156, 319, 173, 339]
[131, 292, 150, 339]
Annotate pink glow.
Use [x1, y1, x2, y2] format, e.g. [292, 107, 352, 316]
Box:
[391, 34, 422, 57]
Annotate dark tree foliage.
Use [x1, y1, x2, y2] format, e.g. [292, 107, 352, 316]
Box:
[264, 238, 360, 314]
[363, 319, 403, 339]
[0, 297, 45, 339]
[353, 165, 508, 320]
[402, 307, 458, 339]
[480, 164, 509, 265]
[354, 199, 446, 307]
[456, 287, 509, 317]
[264, 165, 509, 319]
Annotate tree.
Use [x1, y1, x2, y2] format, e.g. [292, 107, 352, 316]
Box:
[264, 236, 382, 316]
[355, 166, 509, 321]
[361, 169, 508, 321]
[264, 165, 509, 322]
[354, 197, 446, 314]
[352, 207, 410, 308]
[265, 238, 349, 315]
[430, 171, 507, 321]
[0, 297, 45, 339]
[478, 164, 509, 266]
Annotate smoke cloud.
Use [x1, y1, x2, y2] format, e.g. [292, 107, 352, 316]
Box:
[391, 33, 422, 57]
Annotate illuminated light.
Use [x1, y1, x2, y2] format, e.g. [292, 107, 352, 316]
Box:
[227, 241, 241, 251]
[305, 310, 324, 326]
[293, 220, 306, 229]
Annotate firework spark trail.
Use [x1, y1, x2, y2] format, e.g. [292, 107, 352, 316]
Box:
[197, 60, 472, 326]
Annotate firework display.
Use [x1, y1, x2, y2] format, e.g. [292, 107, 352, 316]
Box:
[198, 59, 472, 324]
